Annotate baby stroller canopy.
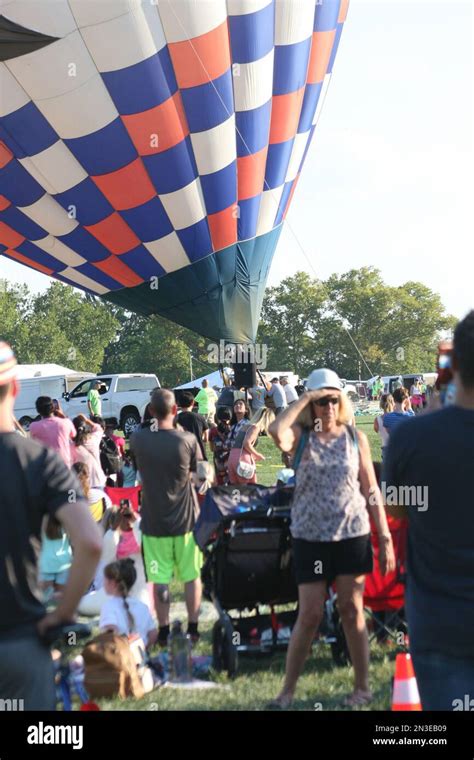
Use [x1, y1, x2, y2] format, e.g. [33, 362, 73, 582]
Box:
[193, 485, 293, 551]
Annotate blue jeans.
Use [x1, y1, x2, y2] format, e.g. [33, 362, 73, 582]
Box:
[411, 649, 474, 710]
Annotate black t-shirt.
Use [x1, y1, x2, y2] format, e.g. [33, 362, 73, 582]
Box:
[384, 406, 474, 656]
[129, 428, 198, 537]
[177, 411, 209, 460]
[0, 432, 81, 636]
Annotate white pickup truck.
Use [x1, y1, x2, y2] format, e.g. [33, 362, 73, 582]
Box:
[62, 374, 160, 436]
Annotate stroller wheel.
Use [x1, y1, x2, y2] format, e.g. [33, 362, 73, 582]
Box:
[212, 619, 238, 678]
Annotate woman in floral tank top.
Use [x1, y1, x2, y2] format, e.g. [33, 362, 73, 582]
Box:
[268, 369, 395, 709]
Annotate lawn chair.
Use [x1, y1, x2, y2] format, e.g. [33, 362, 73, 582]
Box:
[104, 485, 142, 512]
[364, 515, 408, 648]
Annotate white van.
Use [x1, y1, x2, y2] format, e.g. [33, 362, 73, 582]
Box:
[62, 374, 160, 437]
[14, 374, 91, 430]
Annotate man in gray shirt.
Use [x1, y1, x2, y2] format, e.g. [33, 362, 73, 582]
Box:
[267, 378, 288, 415]
[130, 389, 202, 645]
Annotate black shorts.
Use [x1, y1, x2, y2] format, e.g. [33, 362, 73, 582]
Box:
[292, 534, 373, 586]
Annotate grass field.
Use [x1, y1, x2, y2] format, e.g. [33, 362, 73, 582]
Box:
[255, 412, 381, 486]
[89, 415, 397, 712]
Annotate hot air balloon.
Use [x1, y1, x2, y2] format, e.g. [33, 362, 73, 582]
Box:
[0, 0, 349, 344]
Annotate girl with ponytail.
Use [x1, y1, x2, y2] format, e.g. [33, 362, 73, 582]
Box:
[100, 559, 157, 647]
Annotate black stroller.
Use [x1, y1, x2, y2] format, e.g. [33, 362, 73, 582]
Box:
[194, 485, 349, 677]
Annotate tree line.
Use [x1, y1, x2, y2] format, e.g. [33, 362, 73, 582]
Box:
[0, 266, 455, 387]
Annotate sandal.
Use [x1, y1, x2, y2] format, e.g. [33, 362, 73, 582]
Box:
[341, 689, 373, 708]
[266, 694, 293, 710]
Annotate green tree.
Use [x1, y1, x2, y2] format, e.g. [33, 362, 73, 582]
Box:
[103, 312, 216, 387]
[22, 282, 119, 372]
[323, 268, 455, 377]
[258, 272, 328, 374]
[379, 281, 456, 375]
[257, 268, 455, 379]
[1, 269, 456, 386]
[323, 267, 397, 377]
[0, 280, 31, 358]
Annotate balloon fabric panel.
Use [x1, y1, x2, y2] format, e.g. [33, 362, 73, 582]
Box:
[0, 0, 349, 342]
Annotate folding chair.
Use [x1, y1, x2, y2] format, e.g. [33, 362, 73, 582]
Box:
[104, 485, 142, 512]
[364, 515, 408, 648]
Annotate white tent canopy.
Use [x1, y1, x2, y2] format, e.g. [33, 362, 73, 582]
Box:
[175, 368, 232, 390]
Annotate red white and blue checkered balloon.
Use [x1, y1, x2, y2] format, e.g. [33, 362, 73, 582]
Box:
[0, 0, 349, 342]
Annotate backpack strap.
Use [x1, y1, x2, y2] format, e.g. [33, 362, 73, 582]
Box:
[292, 428, 309, 472]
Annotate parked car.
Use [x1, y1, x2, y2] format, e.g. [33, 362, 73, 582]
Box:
[14, 372, 92, 431]
[62, 374, 160, 437]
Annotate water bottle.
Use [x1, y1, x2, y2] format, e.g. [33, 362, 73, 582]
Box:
[168, 620, 192, 683]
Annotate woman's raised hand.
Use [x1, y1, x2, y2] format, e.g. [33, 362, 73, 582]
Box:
[305, 390, 322, 404]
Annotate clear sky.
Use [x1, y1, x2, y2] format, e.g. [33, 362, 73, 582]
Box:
[271, 0, 474, 321]
[1, 0, 473, 320]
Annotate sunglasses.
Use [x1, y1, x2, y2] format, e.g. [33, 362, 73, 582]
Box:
[314, 396, 340, 407]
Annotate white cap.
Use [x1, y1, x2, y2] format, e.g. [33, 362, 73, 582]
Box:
[306, 368, 342, 392]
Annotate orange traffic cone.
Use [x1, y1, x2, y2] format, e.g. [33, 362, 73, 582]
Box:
[391, 653, 422, 710]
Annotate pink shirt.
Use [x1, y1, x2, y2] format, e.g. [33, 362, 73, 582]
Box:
[83, 423, 103, 463]
[116, 529, 141, 559]
[29, 416, 76, 468]
[110, 433, 125, 457]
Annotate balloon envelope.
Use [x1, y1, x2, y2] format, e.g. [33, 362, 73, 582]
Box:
[0, 0, 349, 342]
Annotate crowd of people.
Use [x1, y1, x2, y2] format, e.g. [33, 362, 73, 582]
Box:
[0, 310, 473, 711]
[369, 374, 429, 411]
[0, 362, 305, 711]
[174, 375, 302, 487]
